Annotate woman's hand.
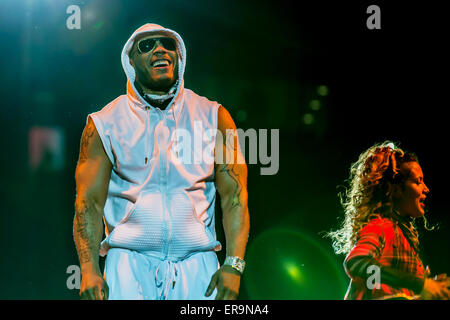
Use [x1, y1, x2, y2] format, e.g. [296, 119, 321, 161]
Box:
[420, 277, 450, 300]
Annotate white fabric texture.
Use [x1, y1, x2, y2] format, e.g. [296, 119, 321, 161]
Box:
[104, 248, 219, 300]
[88, 23, 223, 299]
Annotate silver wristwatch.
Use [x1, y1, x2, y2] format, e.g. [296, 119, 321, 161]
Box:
[224, 256, 246, 274]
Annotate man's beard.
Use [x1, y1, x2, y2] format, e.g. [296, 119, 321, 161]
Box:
[145, 77, 175, 93]
[134, 76, 178, 109]
[135, 64, 177, 94]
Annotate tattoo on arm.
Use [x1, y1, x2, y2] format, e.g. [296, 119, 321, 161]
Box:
[78, 120, 96, 164]
[74, 199, 97, 264]
[219, 164, 243, 209]
[217, 129, 246, 210]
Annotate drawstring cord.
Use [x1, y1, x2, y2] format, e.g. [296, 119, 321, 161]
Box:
[145, 106, 150, 165]
[172, 105, 179, 158]
[144, 99, 180, 165]
[155, 260, 178, 300]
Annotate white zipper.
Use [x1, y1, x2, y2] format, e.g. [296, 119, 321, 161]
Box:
[156, 109, 171, 258]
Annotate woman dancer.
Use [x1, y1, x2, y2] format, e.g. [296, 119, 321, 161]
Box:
[328, 141, 450, 300]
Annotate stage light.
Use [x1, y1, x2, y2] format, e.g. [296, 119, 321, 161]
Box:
[317, 85, 329, 96]
[244, 228, 346, 299]
[284, 261, 303, 283]
[309, 99, 321, 111]
[29, 126, 65, 171]
[303, 113, 314, 125]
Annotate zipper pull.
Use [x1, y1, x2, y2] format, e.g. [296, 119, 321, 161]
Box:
[145, 157, 148, 165]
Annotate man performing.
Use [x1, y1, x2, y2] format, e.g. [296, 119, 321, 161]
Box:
[73, 23, 250, 300]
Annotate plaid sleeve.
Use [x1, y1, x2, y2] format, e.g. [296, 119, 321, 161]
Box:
[344, 255, 425, 293]
[344, 222, 384, 280]
[380, 265, 425, 293]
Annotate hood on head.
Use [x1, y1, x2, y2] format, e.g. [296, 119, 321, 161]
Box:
[121, 23, 186, 107]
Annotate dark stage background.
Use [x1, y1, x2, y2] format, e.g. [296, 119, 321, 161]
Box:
[0, 0, 448, 299]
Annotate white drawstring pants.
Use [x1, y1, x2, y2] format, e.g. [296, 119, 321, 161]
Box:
[104, 248, 219, 300]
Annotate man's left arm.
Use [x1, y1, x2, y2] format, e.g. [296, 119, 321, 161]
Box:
[205, 105, 250, 300]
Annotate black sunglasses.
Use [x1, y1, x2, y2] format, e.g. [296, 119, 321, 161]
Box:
[137, 37, 177, 54]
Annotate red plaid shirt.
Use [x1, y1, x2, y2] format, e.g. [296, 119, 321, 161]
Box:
[344, 217, 425, 300]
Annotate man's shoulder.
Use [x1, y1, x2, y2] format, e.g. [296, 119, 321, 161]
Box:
[90, 95, 128, 119]
[183, 88, 220, 109]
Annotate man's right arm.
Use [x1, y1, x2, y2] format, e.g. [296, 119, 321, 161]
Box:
[73, 116, 112, 300]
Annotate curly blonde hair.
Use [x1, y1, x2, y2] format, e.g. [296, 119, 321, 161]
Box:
[328, 141, 419, 255]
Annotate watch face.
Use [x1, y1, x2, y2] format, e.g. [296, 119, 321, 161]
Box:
[225, 256, 245, 274]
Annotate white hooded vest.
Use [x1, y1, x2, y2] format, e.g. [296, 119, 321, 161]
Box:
[89, 23, 222, 261]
